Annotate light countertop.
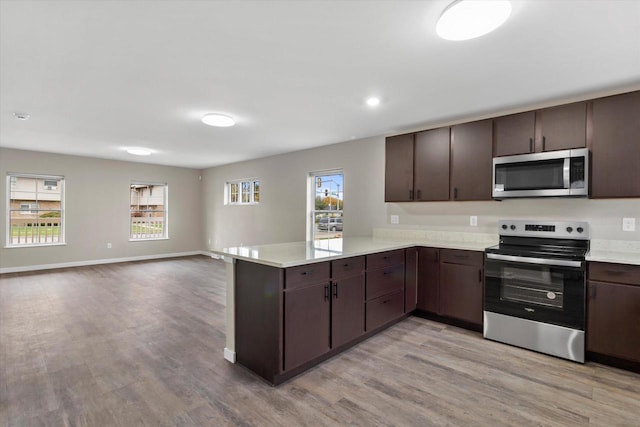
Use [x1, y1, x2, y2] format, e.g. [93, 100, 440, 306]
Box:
[586, 250, 640, 266]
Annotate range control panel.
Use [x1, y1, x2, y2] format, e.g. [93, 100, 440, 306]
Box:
[498, 220, 589, 240]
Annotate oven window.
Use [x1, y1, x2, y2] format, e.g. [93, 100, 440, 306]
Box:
[500, 266, 564, 309]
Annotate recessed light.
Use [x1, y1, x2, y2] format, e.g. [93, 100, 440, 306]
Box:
[436, 0, 512, 41]
[14, 112, 30, 120]
[366, 97, 381, 107]
[202, 113, 236, 127]
[127, 148, 152, 156]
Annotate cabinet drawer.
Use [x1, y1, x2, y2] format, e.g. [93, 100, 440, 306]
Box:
[589, 262, 640, 286]
[367, 249, 405, 270]
[440, 249, 483, 266]
[331, 256, 365, 280]
[285, 262, 330, 289]
[365, 264, 404, 300]
[366, 290, 404, 331]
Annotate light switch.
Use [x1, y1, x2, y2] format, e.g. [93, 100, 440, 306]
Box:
[622, 218, 636, 232]
[390, 215, 399, 224]
[470, 216, 478, 226]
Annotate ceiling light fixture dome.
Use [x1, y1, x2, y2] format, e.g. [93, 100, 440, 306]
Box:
[436, 0, 512, 41]
[127, 148, 152, 156]
[201, 113, 236, 127]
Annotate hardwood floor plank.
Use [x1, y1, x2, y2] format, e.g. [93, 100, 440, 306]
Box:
[2, 256, 639, 427]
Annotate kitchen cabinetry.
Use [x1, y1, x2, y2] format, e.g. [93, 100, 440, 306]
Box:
[414, 128, 450, 201]
[590, 91, 640, 198]
[365, 250, 405, 330]
[405, 248, 418, 313]
[330, 257, 365, 349]
[494, 102, 586, 156]
[587, 262, 640, 365]
[450, 120, 493, 201]
[416, 247, 440, 313]
[439, 249, 484, 327]
[385, 133, 415, 202]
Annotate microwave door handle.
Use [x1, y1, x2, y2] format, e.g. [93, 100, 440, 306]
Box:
[486, 253, 583, 268]
[563, 157, 571, 188]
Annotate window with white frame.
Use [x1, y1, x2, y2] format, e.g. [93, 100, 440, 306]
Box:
[6, 174, 65, 247]
[130, 183, 168, 240]
[309, 170, 344, 241]
[226, 179, 260, 205]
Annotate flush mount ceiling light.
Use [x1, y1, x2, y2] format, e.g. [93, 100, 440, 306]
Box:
[436, 0, 512, 41]
[366, 97, 381, 107]
[14, 112, 30, 120]
[127, 148, 152, 156]
[201, 113, 236, 127]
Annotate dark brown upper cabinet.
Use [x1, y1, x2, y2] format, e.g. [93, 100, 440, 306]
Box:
[494, 102, 587, 156]
[537, 102, 586, 152]
[494, 111, 536, 156]
[385, 133, 415, 202]
[414, 128, 450, 201]
[450, 120, 493, 201]
[590, 91, 640, 199]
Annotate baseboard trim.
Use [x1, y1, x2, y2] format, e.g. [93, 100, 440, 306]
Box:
[0, 250, 212, 274]
[224, 347, 236, 363]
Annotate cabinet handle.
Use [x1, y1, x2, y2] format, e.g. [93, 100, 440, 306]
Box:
[542, 136, 546, 151]
[383, 299, 391, 304]
[301, 271, 308, 276]
[409, 190, 414, 200]
[529, 138, 533, 152]
[435, 251, 439, 262]
[333, 283, 339, 299]
[454, 188, 458, 200]
[417, 189, 422, 200]
[589, 285, 596, 299]
[478, 269, 483, 283]
[324, 285, 330, 301]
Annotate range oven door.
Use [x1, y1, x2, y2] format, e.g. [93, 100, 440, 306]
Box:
[484, 253, 586, 330]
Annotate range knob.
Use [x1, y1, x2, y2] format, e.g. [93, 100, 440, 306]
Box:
[510, 225, 516, 230]
[577, 227, 584, 233]
[566, 226, 573, 233]
[502, 224, 508, 230]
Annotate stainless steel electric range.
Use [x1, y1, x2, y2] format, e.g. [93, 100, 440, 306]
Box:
[484, 219, 589, 363]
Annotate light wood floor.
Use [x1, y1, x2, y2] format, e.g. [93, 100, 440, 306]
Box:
[1, 256, 638, 426]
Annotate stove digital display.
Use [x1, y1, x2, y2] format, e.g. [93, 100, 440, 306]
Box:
[525, 224, 556, 232]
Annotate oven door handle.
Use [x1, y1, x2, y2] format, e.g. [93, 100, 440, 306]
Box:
[486, 253, 583, 268]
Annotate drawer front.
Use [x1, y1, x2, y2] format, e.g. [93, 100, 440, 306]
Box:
[365, 264, 405, 300]
[440, 249, 483, 266]
[589, 262, 640, 286]
[331, 256, 365, 280]
[366, 290, 404, 331]
[285, 262, 331, 289]
[366, 249, 405, 270]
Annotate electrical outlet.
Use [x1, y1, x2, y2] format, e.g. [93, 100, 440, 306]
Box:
[622, 218, 636, 232]
[470, 216, 478, 227]
[390, 215, 399, 224]
[107, 242, 112, 249]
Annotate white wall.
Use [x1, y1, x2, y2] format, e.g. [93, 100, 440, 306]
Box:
[0, 148, 205, 270]
[203, 136, 639, 249]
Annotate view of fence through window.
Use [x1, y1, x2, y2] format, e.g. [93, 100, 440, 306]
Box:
[7, 174, 64, 246]
[311, 171, 343, 241]
[130, 183, 167, 240]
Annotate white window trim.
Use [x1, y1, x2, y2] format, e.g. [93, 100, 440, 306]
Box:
[225, 178, 260, 205]
[5, 173, 65, 248]
[129, 182, 169, 241]
[308, 169, 344, 242]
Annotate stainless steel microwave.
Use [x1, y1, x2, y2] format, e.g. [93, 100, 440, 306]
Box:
[492, 148, 589, 199]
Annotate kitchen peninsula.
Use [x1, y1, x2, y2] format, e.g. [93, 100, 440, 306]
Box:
[213, 235, 494, 385]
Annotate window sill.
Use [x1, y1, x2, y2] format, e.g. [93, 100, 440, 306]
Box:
[128, 238, 170, 242]
[4, 243, 67, 249]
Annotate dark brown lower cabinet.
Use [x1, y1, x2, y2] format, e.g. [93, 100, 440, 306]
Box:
[417, 247, 440, 313]
[284, 282, 331, 371]
[438, 249, 484, 327]
[331, 274, 365, 348]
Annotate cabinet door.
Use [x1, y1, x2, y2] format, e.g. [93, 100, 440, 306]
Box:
[405, 248, 418, 313]
[414, 128, 450, 201]
[385, 134, 415, 202]
[331, 275, 365, 348]
[587, 281, 640, 363]
[537, 102, 586, 151]
[417, 247, 440, 313]
[439, 262, 483, 326]
[450, 120, 493, 201]
[284, 282, 331, 371]
[494, 111, 536, 156]
[591, 91, 640, 198]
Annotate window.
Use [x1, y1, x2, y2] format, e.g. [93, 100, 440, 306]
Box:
[130, 183, 168, 240]
[7, 174, 64, 247]
[226, 179, 260, 205]
[309, 170, 344, 241]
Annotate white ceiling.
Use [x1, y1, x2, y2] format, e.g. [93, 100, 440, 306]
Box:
[1, 0, 639, 169]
